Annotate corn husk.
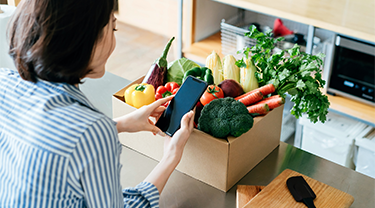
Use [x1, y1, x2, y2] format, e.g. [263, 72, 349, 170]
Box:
[222, 55, 240, 83]
[240, 57, 259, 92]
[206, 51, 223, 85]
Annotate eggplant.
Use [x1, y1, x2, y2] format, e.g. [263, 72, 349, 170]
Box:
[142, 37, 175, 90]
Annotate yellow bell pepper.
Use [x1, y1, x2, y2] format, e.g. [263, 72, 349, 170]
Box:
[124, 83, 155, 108]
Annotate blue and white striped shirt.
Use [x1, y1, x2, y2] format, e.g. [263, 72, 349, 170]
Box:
[0, 68, 159, 208]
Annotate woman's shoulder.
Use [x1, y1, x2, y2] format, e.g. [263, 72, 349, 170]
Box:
[0, 67, 16, 74]
[0, 70, 118, 155]
[0, 68, 19, 81]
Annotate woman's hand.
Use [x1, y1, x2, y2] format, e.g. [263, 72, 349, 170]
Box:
[163, 109, 195, 163]
[114, 96, 173, 135]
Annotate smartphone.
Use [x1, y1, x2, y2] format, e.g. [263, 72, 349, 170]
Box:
[156, 75, 208, 136]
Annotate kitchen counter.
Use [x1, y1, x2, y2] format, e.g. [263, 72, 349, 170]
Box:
[120, 141, 374, 207]
[81, 72, 374, 208]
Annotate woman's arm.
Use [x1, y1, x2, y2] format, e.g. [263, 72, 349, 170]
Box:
[143, 110, 195, 193]
[115, 96, 195, 195]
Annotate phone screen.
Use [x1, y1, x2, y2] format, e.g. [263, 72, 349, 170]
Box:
[156, 76, 208, 136]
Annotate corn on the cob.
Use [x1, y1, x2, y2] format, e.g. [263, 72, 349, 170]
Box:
[240, 57, 259, 92]
[205, 51, 223, 85]
[222, 55, 240, 83]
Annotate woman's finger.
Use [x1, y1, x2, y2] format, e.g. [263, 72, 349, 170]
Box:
[189, 109, 195, 129]
[148, 118, 166, 137]
[148, 96, 174, 111]
[180, 110, 194, 130]
[150, 106, 166, 116]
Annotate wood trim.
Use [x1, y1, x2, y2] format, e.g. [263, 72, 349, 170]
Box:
[191, 0, 196, 44]
[181, 0, 195, 52]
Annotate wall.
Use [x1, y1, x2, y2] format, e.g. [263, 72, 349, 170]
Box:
[117, 0, 195, 56]
[117, 0, 237, 48]
[117, 0, 189, 37]
[194, 0, 237, 42]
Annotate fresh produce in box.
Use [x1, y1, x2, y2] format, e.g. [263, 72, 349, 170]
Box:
[182, 67, 214, 85]
[237, 56, 259, 93]
[255, 95, 285, 110]
[218, 79, 244, 98]
[247, 103, 269, 115]
[125, 83, 155, 108]
[200, 85, 224, 106]
[240, 25, 330, 123]
[206, 51, 224, 85]
[142, 37, 175, 90]
[198, 97, 253, 138]
[235, 85, 283, 116]
[166, 57, 200, 86]
[235, 84, 276, 104]
[236, 83, 276, 100]
[236, 90, 264, 106]
[222, 55, 240, 83]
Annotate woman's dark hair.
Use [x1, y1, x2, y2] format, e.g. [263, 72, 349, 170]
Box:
[8, 0, 114, 84]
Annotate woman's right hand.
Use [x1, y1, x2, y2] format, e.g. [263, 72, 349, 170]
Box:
[114, 96, 173, 135]
[163, 110, 195, 163]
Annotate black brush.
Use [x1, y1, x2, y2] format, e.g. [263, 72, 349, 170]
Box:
[287, 176, 316, 208]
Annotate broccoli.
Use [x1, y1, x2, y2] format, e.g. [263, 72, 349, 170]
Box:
[198, 97, 254, 138]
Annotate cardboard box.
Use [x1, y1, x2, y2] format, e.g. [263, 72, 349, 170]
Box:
[113, 77, 283, 192]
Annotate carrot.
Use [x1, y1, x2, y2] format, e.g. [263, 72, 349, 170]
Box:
[238, 91, 263, 106]
[247, 103, 269, 115]
[255, 95, 285, 110]
[235, 84, 275, 100]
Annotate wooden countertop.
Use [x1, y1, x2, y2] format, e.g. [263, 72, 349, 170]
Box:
[327, 94, 375, 126]
[214, 0, 375, 43]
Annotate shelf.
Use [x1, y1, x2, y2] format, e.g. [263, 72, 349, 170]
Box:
[183, 32, 223, 65]
[213, 0, 375, 43]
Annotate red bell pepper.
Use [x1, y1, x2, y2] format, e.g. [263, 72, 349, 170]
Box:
[155, 82, 180, 107]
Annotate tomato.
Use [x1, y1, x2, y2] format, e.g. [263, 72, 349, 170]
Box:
[200, 85, 224, 106]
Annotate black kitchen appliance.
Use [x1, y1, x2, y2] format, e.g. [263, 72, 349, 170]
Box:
[326, 35, 375, 106]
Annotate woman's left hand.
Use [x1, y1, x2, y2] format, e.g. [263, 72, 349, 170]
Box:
[114, 96, 173, 135]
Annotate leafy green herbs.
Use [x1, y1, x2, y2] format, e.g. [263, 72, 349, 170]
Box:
[237, 25, 330, 123]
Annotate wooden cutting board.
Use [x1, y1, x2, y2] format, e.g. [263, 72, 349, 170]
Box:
[240, 169, 354, 208]
[236, 185, 265, 208]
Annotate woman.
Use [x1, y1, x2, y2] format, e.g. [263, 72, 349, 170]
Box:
[0, 0, 194, 207]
